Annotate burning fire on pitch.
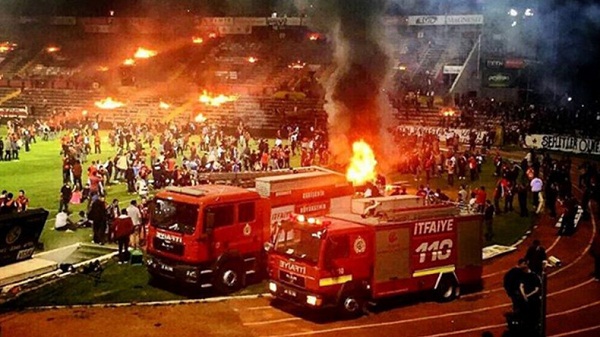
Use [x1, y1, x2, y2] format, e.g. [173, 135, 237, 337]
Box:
[95, 97, 125, 110]
[134, 47, 158, 59]
[199, 90, 238, 107]
[317, 0, 396, 175]
[346, 140, 378, 186]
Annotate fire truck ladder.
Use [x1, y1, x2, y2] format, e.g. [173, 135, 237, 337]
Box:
[369, 205, 460, 224]
[196, 166, 343, 188]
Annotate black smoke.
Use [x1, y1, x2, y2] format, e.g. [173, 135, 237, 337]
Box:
[538, 0, 600, 103]
[305, 0, 395, 170]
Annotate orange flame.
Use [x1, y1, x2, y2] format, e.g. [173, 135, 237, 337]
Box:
[123, 58, 135, 66]
[442, 109, 455, 117]
[248, 56, 258, 63]
[46, 46, 60, 53]
[288, 60, 306, 69]
[95, 97, 125, 110]
[96, 66, 109, 72]
[192, 37, 204, 44]
[134, 47, 157, 59]
[309, 33, 319, 41]
[0, 42, 16, 53]
[208, 33, 217, 39]
[199, 90, 238, 107]
[346, 140, 378, 186]
[194, 114, 207, 123]
[159, 101, 170, 109]
[82, 110, 88, 116]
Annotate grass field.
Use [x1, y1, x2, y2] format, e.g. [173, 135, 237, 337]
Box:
[1, 130, 533, 308]
[0, 131, 132, 251]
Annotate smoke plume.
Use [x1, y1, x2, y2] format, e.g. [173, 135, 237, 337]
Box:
[307, 0, 396, 172]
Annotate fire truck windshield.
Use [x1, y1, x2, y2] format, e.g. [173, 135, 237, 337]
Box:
[274, 226, 324, 264]
[151, 198, 198, 235]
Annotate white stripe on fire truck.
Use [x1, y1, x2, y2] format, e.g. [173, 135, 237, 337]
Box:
[318, 275, 353, 287]
[412, 265, 455, 278]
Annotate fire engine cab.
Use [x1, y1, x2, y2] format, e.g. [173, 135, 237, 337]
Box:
[267, 195, 483, 315]
[146, 168, 353, 293]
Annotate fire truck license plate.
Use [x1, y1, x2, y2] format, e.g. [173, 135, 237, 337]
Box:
[160, 263, 173, 272]
[283, 288, 297, 297]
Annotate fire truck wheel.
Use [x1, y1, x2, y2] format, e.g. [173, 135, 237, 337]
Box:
[436, 276, 459, 302]
[215, 261, 243, 294]
[339, 292, 367, 317]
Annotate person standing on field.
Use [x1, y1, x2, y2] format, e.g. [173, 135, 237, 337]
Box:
[126, 200, 142, 249]
[112, 209, 134, 263]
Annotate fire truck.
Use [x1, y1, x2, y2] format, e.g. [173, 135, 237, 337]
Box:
[266, 195, 483, 315]
[145, 167, 353, 293]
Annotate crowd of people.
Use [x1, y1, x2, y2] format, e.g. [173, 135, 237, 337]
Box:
[53, 115, 331, 261]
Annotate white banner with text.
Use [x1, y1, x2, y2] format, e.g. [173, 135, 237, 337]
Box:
[525, 134, 600, 155]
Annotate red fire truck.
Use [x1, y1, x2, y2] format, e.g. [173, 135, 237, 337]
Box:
[267, 195, 483, 315]
[145, 168, 353, 293]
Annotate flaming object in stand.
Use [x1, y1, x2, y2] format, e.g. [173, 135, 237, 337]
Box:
[0, 42, 16, 53]
[134, 47, 157, 59]
[46, 46, 60, 53]
[309, 33, 319, 41]
[199, 90, 238, 107]
[248, 57, 257, 63]
[208, 33, 217, 39]
[346, 140, 378, 186]
[288, 60, 306, 70]
[442, 109, 455, 117]
[159, 101, 170, 109]
[192, 37, 204, 44]
[123, 58, 135, 66]
[95, 97, 125, 110]
[194, 114, 207, 123]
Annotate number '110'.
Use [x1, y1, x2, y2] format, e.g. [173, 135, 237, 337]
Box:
[416, 239, 453, 263]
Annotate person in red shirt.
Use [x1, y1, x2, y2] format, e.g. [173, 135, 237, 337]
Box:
[260, 151, 269, 170]
[62, 156, 72, 184]
[16, 190, 29, 212]
[166, 156, 176, 183]
[475, 186, 487, 213]
[89, 171, 102, 196]
[94, 135, 101, 154]
[112, 209, 134, 263]
[72, 160, 83, 190]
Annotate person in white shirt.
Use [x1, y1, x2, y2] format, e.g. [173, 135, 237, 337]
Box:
[126, 200, 143, 249]
[55, 211, 76, 231]
[530, 176, 543, 211]
[135, 176, 148, 197]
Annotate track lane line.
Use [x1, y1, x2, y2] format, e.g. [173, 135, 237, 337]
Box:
[550, 324, 600, 337]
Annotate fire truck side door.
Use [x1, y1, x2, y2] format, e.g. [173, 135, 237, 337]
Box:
[323, 235, 350, 276]
[204, 204, 235, 256]
[235, 201, 260, 254]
